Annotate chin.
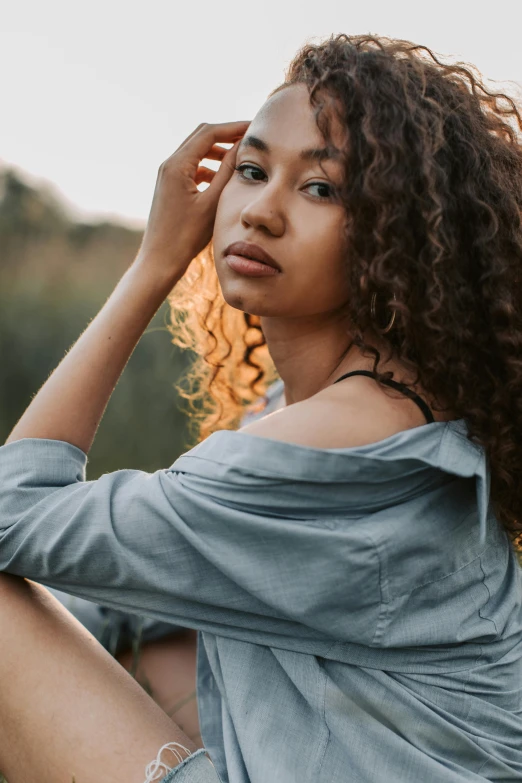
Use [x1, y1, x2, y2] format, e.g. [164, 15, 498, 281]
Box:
[216, 270, 274, 314]
[220, 286, 282, 317]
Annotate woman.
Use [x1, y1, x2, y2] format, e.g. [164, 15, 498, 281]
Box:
[0, 33, 521, 782]
[44, 379, 286, 746]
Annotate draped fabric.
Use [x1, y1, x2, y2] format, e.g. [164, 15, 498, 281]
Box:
[0, 418, 521, 781]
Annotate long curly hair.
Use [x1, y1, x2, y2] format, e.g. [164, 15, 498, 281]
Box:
[167, 33, 522, 546]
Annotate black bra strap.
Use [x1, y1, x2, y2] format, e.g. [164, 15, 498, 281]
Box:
[332, 370, 435, 425]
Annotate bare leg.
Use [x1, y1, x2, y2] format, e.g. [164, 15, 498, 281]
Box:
[0, 574, 198, 783]
[117, 630, 201, 748]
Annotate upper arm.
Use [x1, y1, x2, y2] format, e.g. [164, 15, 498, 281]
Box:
[0, 437, 381, 648]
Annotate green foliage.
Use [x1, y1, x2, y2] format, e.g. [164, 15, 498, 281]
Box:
[0, 166, 198, 475]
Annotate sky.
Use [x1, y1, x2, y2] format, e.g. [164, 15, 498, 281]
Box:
[2, 0, 521, 228]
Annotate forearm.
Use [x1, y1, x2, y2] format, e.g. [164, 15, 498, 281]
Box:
[3, 121, 248, 454]
[4, 259, 181, 454]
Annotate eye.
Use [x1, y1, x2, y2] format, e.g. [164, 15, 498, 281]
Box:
[306, 182, 334, 200]
[234, 164, 266, 182]
[234, 164, 336, 201]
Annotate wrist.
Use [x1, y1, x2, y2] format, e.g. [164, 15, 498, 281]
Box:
[130, 252, 185, 294]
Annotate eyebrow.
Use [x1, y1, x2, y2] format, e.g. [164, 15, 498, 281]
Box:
[238, 134, 342, 163]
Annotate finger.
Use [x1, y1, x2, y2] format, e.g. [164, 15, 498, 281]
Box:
[203, 139, 241, 195]
[164, 120, 245, 170]
[178, 121, 249, 155]
[201, 144, 229, 162]
[194, 165, 217, 186]
[176, 122, 208, 150]
[183, 122, 250, 166]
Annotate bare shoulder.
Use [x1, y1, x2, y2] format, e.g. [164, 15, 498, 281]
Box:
[239, 375, 428, 449]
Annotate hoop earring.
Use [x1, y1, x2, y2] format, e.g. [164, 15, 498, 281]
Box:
[370, 292, 397, 334]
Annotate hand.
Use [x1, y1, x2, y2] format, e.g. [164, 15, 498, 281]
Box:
[135, 120, 251, 277]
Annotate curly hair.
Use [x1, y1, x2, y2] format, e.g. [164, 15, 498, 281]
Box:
[167, 33, 522, 547]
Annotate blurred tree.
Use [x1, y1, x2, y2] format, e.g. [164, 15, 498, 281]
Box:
[0, 166, 196, 478]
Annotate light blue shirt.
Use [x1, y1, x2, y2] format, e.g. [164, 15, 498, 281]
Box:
[0, 415, 521, 781]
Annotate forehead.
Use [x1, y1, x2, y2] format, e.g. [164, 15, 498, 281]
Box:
[253, 84, 321, 136]
[241, 83, 346, 163]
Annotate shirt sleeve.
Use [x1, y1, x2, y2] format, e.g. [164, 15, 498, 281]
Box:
[0, 437, 382, 649]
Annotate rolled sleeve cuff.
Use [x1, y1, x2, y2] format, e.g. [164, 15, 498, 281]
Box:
[0, 437, 88, 487]
[159, 749, 222, 782]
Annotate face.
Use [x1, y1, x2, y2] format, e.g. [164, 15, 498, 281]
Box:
[212, 83, 350, 319]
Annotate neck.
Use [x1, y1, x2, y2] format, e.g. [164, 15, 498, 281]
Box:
[260, 313, 392, 405]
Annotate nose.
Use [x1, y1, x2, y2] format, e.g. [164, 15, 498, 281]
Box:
[239, 180, 285, 236]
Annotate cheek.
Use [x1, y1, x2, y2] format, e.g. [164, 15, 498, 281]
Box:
[295, 223, 349, 306]
[304, 218, 347, 276]
[214, 180, 240, 227]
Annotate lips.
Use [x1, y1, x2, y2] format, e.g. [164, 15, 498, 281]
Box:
[224, 241, 281, 272]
